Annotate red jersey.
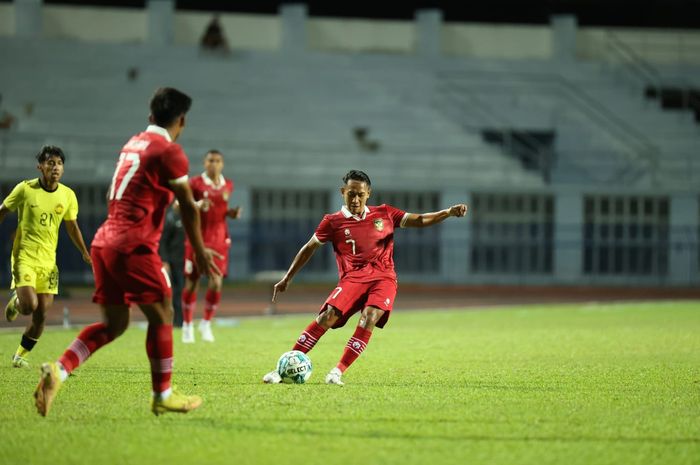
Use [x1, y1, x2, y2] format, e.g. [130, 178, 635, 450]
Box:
[313, 204, 408, 283]
[187, 173, 233, 247]
[92, 125, 189, 254]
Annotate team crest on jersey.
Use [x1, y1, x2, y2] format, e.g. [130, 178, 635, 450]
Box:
[373, 219, 384, 231]
[54, 204, 64, 215]
[344, 229, 350, 236]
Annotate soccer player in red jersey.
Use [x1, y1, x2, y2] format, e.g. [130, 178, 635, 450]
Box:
[263, 170, 467, 385]
[181, 149, 241, 343]
[33, 87, 221, 416]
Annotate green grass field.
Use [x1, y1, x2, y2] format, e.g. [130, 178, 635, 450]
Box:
[0, 301, 699, 465]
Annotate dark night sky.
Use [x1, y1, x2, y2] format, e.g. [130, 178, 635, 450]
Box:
[11, 0, 700, 29]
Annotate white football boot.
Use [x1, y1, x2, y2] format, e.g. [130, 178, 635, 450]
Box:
[12, 354, 29, 368]
[325, 367, 344, 386]
[198, 320, 215, 342]
[262, 370, 282, 384]
[181, 322, 195, 344]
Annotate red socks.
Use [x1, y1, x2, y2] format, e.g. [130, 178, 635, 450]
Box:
[146, 324, 173, 394]
[291, 322, 374, 373]
[58, 322, 174, 395]
[292, 321, 327, 353]
[182, 289, 221, 322]
[181, 289, 196, 324]
[59, 323, 114, 373]
[203, 289, 221, 321]
[337, 326, 373, 372]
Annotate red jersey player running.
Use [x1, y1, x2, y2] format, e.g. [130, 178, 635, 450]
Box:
[263, 170, 467, 385]
[34, 87, 221, 416]
[181, 149, 241, 343]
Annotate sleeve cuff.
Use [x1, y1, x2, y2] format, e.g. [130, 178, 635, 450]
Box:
[168, 175, 189, 185]
[311, 234, 325, 245]
[399, 212, 410, 228]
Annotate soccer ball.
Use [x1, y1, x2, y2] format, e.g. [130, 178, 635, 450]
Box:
[276, 350, 312, 384]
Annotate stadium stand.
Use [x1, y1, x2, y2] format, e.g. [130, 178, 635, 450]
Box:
[0, 4, 697, 286]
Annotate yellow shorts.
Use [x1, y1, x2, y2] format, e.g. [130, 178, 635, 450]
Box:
[11, 261, 59, 294]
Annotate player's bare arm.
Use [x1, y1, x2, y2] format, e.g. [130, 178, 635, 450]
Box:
[171, 181, 222, 278]
[0, 202, 10, 223]
[403, 204, 468, 228]
[272, 237, 322, 302]
[64, 220, 92, 265]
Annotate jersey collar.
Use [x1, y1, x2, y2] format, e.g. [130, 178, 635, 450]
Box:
[341, 205, 370, 221]
[37, 178, 59, 193]
[201, 172, 226, 189]
[145, 124, 172, 142]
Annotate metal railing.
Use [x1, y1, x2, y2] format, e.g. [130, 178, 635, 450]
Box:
[604, 30, 700, 67]
[436, 84, 554, 183]
[1, 225, 695, 287]
[606, 31, 700, 121]
[436, 69, 660, 185]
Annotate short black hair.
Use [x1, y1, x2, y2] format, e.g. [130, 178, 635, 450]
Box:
[36, 145, 65, 164]
[150, 87, 192, 127]
[342, 170, 371, 186]
[205, 149, 223, 158]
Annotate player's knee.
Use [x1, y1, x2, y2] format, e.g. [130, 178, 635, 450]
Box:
[358, 307, 383, 329]
[316, 306, 341, 328]
[184, 276, 197, 291]
[209, 276, 222, 290]
[31, 307, 47, 323]
[106, 320, 128, 338]
[105, 313, 130, 337]
[18, 298, 37, 315]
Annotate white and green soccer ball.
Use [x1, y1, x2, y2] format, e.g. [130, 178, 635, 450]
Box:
[277, 350, 312, 384]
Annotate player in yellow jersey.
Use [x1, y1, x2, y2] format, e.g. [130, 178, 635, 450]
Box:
[0, 145, 91, 368]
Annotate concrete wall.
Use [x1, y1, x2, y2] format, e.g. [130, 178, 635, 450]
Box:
[173, 11, 279, 50]
[442, 23, 551, 59]
[578, 26, 700, 65]
[1, 3, 699, 64]
[0, 4, 15, 36]
[43, 5, 146, 43]
[308, 17, 413, 54]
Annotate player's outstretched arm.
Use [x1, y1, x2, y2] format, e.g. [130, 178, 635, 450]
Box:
[403, 204, 468, 228]
[171, 181, 222, 278]
[272, 238, 322, 302]
[226, 206, 242, 219]
[64, 220, 92, 265]
[0, 203, 10, 224]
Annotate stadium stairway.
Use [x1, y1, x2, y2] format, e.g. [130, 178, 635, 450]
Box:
[434, 59, 700, 189]
[2, 37, 698, 190]
[0, 38, 543, 190]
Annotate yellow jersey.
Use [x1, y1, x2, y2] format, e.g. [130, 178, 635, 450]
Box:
[3, 178, 79, 268]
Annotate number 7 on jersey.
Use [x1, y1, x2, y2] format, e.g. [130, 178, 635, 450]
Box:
[109, 152, 140, 200]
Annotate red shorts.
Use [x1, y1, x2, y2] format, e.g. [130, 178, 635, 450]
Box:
[91, 246, 171, 305]
[184, 241, 229, 279]
[321, 279, 398, 329]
